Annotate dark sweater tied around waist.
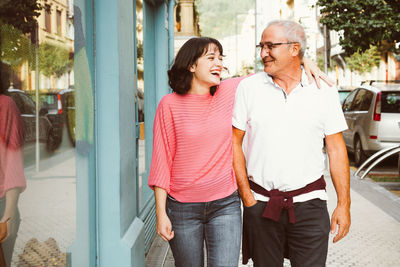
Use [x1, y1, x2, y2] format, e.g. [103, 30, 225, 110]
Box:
[248, 176, 326, 224]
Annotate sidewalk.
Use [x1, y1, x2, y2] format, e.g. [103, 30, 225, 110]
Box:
[13, 149, 400, 266]
[146, 170, 400, 267]
[11, 149, 76, 266]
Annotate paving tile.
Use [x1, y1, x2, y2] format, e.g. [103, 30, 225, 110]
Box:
[146, 170, 400, 267]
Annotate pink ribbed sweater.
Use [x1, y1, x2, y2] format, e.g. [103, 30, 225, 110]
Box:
[148, 77, 244, 202]
[0, 95, 27, 198]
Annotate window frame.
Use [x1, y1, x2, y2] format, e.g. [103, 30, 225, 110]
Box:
[45, 5, 52, 33]
[351, 89, 373, 112]
[342, 89, 359, 112]
[56, 9, 62, 36]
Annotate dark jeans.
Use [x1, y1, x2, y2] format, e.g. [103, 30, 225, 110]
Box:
[243, 198, 330, 267]
[166, 191, 242, 267]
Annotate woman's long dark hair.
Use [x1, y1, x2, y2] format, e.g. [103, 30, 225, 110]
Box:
[168, 37, 223, 96]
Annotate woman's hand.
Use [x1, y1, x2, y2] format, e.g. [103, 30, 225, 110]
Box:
[0, 217, 13, 243]
[0, 187, 21, 243]
[302, 58, 334, 88]
[154, 186, 174, 241]
[156, 213, 174, 242]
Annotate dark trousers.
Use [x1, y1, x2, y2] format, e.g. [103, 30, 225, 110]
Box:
[243, 198, 330, 267]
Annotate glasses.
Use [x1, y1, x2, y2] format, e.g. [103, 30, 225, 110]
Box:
[256, 42, 299, 51]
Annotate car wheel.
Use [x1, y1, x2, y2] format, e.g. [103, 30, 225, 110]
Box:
[66, 109, 76, 147]
[46, 127, 61, 151]
[354, 137, 366, 167]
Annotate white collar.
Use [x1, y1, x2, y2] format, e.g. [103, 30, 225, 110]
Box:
[262, 67, 310, 88]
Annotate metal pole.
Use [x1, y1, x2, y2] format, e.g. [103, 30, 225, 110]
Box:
[235, 14, 238, 75]
[254, 0, 257, 72]
[323, 24, 328, 74]
[35, 24, 40, 172]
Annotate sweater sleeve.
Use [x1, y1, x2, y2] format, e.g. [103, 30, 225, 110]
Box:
[323, 86, 348, 135]
[0, 97, 26, 197]
[1, 146, 27, 196]
[148, 97, 176, 193]
[232, 81, 248, 131]
[0, 97, 24, 150]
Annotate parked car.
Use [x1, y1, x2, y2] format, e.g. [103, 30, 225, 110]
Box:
[338, 86, 355, 104]
[7, 88, 59, 151]
[60, 87, 76, 146]
[40, 91, 64, 149]
[40, 87, 76, 147]
[342, 81, 400, 166]
[398, 153, 400, 177]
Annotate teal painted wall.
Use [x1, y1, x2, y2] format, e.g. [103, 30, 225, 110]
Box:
[142, 0, 175, 252]
[143, 1, 156, 207]
[118, 0, 138, 237]
[69, 0, 175, 265]
[68, 0, 97, 266]
[143, 0, 171, 189]
[95, 0, 145, 266]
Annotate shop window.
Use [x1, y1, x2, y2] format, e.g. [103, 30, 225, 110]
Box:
[0, 3, 76, 265]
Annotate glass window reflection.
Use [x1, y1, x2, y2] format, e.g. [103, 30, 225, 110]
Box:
[1, 0, 76, 265]
[136, 0, 146, 210]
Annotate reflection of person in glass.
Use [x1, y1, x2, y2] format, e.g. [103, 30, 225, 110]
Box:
[0, 84, 27, 266]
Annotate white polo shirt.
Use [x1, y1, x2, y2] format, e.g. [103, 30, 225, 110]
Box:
[232, 71, 348, 202]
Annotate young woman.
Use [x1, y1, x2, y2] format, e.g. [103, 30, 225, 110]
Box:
[148, 37, 329, 267]
[0, 84, 26, 266]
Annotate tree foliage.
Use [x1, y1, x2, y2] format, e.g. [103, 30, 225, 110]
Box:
[38, 43, 72, 78]
[0, 0, 44, 34]
[196, 0, 255, 39]
[345, 45, 381, 74]
[317, 0, 400, 55]
[0, 0, 44, 90]
[0, 23, 33, 69]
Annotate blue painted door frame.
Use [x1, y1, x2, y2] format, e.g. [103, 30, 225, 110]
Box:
[69, 0, 175, 266]
[68, 0, 97, 266]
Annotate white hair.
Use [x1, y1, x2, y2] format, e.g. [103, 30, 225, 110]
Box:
[265, 20, 307, 59]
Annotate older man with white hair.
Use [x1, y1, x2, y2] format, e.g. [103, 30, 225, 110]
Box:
[232, 20, 351, 266]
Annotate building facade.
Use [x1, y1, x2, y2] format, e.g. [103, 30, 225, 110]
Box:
[10, 0, 75, 91]
[36, 0, 74, 90]
[328, 28, 400, 86]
